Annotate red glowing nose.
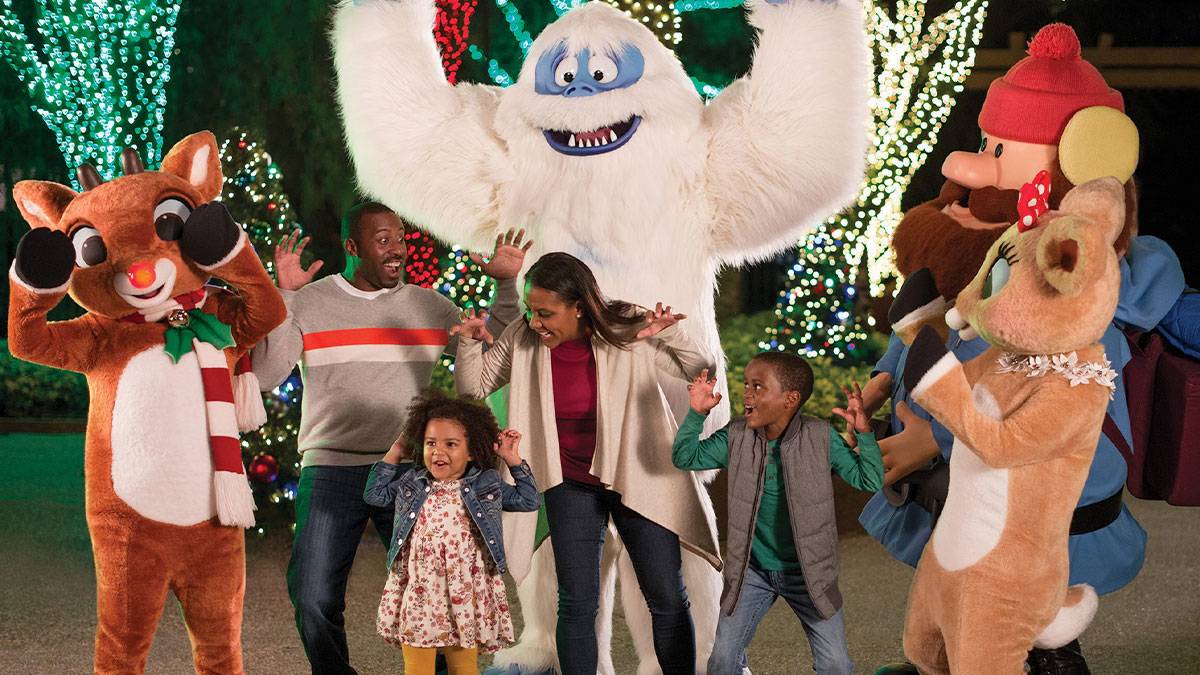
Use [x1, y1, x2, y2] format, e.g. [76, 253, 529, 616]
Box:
[126, 261, 157, 289]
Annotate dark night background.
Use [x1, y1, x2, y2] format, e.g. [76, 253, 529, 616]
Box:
[1, 0, 1196, 331]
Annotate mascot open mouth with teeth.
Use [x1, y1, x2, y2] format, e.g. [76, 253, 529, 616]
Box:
[333, 1, 870, 672]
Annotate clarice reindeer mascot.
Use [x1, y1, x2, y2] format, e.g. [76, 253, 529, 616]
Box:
[7, 131, 286, 674]
[893, 176, 1129, 674]
[332, 1, 869, 672]
[863, 24, 1198, 672]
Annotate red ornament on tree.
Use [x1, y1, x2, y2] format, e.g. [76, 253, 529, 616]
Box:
[248, 453, 280, 483]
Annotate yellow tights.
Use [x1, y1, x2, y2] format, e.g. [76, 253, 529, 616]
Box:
[400, 644, 479, 674]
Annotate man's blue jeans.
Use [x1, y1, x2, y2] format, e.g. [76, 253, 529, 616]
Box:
[544, 479, 696, 675]
[287, 464, 394, 675]
[708, 565, 853, 675]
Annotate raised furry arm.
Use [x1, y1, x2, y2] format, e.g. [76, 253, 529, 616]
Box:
[703, 0, 870, 265]
[207, 233, 288, 352]
[333, 0, 506, 252]
[911, 353, 1109, 469]
[7, 272, 101, 374]
[250, 290, 303, 390]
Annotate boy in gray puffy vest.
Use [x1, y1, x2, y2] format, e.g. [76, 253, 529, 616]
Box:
[673, 351, 883, 675]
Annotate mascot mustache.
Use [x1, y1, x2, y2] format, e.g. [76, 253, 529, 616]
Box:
[953, 181, 1021, 225]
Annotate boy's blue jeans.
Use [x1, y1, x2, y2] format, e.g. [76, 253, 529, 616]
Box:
[708, 565, 853, 675]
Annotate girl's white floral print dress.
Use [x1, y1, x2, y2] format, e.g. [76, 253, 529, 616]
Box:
[377, 478, 514, 652]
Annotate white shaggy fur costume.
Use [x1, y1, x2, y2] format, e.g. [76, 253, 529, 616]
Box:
[333, 1, 869, 672]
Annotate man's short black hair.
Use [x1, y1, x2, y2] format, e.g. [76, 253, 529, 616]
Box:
[341, 201, 399, 243]
[751, 351, 814, 404]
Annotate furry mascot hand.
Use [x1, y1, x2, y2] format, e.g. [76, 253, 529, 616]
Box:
[180, 202, 243, 267]
[13, 227, 75, 291]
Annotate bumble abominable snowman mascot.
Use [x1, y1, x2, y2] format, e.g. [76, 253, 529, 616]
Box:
[332, 1, 870, 672]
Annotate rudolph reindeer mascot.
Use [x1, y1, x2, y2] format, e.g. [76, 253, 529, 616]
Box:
[7, 131, 286, 674]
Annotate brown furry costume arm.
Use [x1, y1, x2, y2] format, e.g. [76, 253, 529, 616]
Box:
[205, 238, 287, 352]
[7, 279, 101, 374]
[910, 352, 1108, 469]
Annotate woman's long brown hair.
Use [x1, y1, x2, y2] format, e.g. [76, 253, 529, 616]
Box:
[525, 252, 644, 348]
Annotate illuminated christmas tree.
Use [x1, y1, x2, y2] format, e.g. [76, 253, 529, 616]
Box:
[765, 0, 989, 361]
[0, 0, 182, 183]
[214, 128, 304, 527]
[218, 129, 299, 276]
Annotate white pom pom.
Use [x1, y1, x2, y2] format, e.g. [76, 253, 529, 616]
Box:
[214, 470, 257, 529]
[234, 370, 268, 433]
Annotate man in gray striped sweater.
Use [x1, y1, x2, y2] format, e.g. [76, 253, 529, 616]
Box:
[252, 202, 527, 674]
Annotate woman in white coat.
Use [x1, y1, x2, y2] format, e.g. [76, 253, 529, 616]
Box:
[452, 252, 721, 675]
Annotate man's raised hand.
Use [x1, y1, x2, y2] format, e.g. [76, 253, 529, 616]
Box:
[470, 228, 533, 281]
[274, 229, 324, 291]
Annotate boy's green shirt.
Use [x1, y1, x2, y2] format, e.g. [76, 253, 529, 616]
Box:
[673, 409, 884, 571]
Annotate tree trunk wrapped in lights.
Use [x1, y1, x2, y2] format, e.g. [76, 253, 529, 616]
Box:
[0, 0, 181, 184]
[765, 0, 989, 362]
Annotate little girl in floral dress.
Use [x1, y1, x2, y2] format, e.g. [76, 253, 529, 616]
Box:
[365, 390, 540, 674]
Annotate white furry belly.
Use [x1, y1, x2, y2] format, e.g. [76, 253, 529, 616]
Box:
[111, 347, 216, 525]
[931, 384, 1009, 571]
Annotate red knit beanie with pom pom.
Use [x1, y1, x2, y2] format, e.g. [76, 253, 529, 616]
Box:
[979, 23, 1124, 145]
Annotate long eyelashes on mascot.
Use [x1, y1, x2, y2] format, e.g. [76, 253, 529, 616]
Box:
[998, 240, 1020, 265]
[982, 241, 1018, 300]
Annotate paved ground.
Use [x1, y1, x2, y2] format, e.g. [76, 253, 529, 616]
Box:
[1, 432, 1198, 673]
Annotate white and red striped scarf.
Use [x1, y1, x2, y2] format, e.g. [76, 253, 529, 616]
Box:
[121, 289, 257, 528]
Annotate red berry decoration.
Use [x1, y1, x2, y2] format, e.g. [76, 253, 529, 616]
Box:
[248, 453, 279, 483]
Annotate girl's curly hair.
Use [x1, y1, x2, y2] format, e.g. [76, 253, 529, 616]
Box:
[401, 389, 501, 472]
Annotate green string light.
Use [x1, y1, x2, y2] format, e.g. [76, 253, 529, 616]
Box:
[0, 0, 181, 188]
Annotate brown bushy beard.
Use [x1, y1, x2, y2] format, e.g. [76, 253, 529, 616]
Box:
[891, 180, 1013, 300]
[890, 160, 1135, 300]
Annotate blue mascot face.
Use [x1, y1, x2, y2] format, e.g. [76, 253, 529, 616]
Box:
[533, 40, 645, 156]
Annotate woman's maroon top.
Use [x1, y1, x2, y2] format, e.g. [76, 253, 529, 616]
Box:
[550, 337, 600, 486]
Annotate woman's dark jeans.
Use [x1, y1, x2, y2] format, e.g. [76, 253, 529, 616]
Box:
[544, 479, 696, 675]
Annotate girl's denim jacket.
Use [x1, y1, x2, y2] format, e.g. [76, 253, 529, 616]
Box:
[363, 459, 539, 574]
